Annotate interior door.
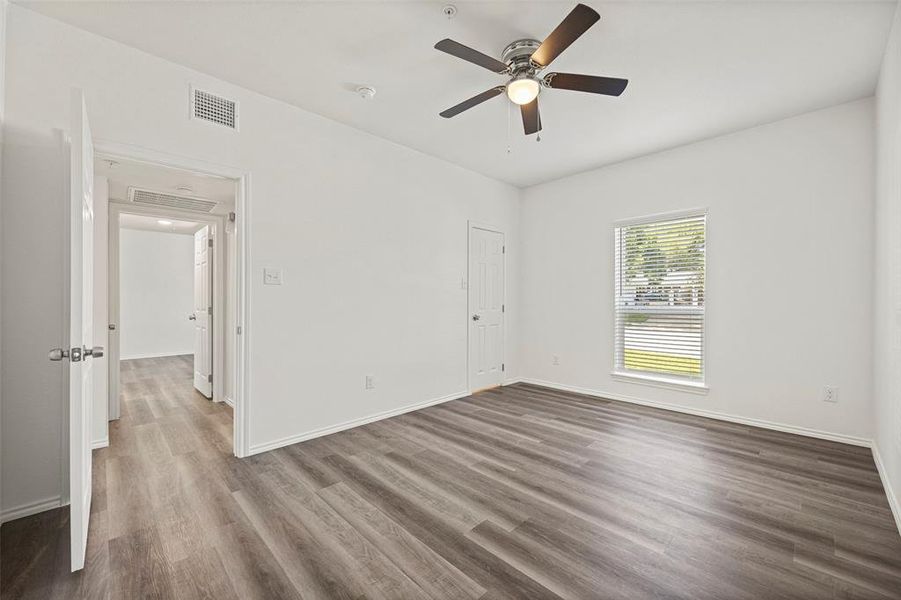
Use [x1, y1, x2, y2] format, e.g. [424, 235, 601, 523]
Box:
[65, 89, 97, 572]
[193, 226, 213, 397]
[468, 225, 505, 391]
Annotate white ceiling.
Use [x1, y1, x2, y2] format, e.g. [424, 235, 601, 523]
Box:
[95, 156, 236, 215]
[29, 1, 896, 187]
[119, 213, 203, 235]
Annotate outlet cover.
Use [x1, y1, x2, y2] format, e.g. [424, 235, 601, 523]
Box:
[823, 386, 838, 403]
[263, 267, 283, 285]
[365, 375, 375, 390]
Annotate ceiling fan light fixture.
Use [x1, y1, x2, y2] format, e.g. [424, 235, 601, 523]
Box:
[506, 77, 540, 105]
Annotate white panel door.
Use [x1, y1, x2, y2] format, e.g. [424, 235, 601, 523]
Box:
[468, 226, 505, 391]
[193, 226, 212, 397]
[68, 89, 96, 572]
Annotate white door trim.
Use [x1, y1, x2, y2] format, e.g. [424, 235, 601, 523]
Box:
[95, 140, 251, 458]
[467, 220, 506, 394]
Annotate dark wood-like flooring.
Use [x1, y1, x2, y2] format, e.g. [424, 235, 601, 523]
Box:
[3, 355, 901, 599]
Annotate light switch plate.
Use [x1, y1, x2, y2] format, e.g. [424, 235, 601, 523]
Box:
[263, 267, 283, 286]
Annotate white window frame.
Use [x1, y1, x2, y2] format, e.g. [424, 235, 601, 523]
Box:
[611, 208, 709, 394]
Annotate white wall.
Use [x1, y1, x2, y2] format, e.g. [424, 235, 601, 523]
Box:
[119, 228, 194, 360]
[0, 0, 8, 520]
[0, 6, 519, 517]
[873, 0, 901, 530]
[520, 99, 875, 442]
[91, 177, 109, 446]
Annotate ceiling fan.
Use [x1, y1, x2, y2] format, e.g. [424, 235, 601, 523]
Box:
[434, 3, 628, 136]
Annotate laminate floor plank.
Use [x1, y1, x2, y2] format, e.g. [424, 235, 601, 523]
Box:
[318, 481, 487, 600]
[3, 355, 900, 599]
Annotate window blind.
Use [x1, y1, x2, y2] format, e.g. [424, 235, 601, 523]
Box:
[614, 213, 706, 382]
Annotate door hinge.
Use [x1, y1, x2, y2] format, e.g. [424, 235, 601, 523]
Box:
[237, 326, 242, 335]
[208, 374, 213, 383]
[502, 304, 505, 313]
[208, 306, 213, 316]
[502, 363, 505, 372]
[502, 245, 505, 254]
[208, 238, 213, 248]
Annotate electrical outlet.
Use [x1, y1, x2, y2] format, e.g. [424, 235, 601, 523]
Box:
[263, 267, 283, 286]
[823, 386, 838, 403]
[365, 375, 375, 390]
[552, 355, 560, 366]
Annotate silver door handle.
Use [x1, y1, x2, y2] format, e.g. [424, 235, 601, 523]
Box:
[188, 314, 196, 321]
[48, 347, 69, 361]
[84, 346, 104, 358]
[472, 314, 481, 321]
[49, 347, 82, 362]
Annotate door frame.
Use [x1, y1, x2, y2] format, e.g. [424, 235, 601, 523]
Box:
[95, 140, 252, 458]
[466, 220, 506, 393]
[109, 203, 225, 402]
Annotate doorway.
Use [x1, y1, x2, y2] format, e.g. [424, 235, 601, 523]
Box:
[93, 146, 249, 458]
[112, 213, 223, 400]
[467, 222, 506, 392]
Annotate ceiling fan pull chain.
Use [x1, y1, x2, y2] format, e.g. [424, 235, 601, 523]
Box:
[506, 100, 512, 154]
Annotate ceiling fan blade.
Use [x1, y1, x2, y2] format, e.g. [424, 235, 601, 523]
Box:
[521, 98, 542, 135]
[545, 73, 628, 96]
[440, 87, 505, 118]
[434, 39, 509, 74]
[530, 4, 600, 68]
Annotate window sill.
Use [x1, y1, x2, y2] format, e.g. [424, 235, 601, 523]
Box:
[611, 371, 709, 394]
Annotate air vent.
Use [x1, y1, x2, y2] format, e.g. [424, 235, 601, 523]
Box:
[191, 86, 238, 130]
[128, 187, 218, 213]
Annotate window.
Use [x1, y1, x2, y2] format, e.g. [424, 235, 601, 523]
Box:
[614, 211, 706, 385]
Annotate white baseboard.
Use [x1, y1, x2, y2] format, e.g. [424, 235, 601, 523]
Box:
[872, 442, 901, 537]
[1, 495, 62, 524]
[517, 378, 872, 447]
[91, 437, 109, 450]
[248, 389, 471, 456]
[223, 396, 235, 408]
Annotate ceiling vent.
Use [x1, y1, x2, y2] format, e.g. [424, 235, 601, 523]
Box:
[128, 187, 218, 213]
[191, 86, 238, 130]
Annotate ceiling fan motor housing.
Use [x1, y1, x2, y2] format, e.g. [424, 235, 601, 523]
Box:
[502, 39, 542, 75]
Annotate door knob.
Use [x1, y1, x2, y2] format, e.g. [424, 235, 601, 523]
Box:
[84, 346, 104, 359]
[188, 314, 196, 321]
[472, 314, 481, 321]
[49, 347, 81, 362]
[48, 347, 69, 361]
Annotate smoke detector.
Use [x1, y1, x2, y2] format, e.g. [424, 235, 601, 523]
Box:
[355, 86, 376, 100]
